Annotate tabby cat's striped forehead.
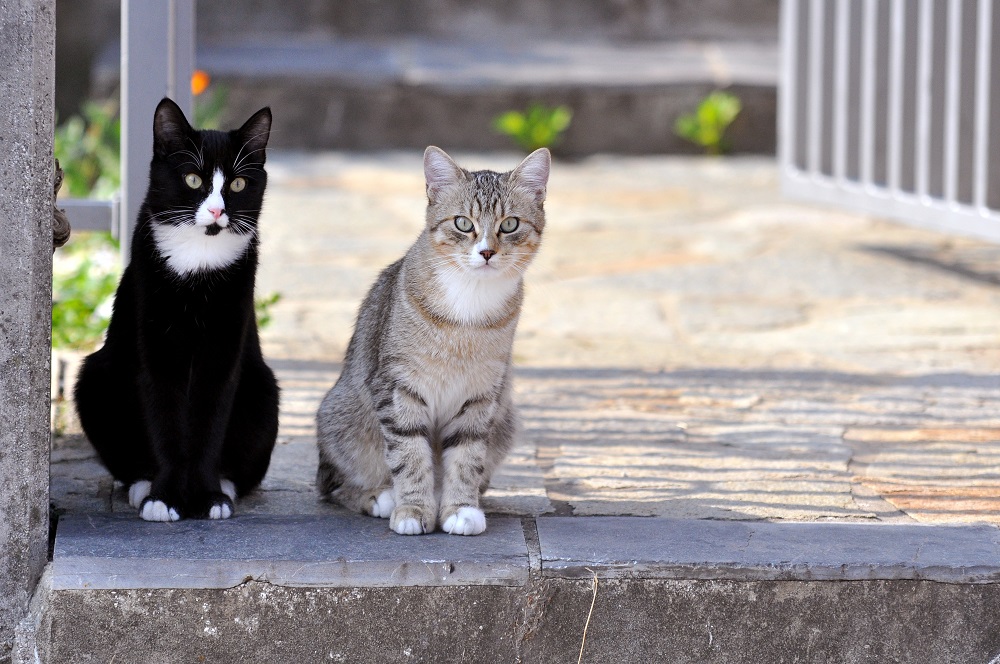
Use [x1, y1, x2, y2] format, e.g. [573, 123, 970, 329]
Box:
[423, 146, 550, 228]
[458, 169, 518, 216]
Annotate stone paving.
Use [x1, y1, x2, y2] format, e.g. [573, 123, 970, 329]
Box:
[52, 152, 1000, 526]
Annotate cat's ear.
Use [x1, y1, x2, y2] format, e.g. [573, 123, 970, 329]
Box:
[423, 146, 465, 202]
[153, 97, 194, 157]
[511, 148, 551, 204]
[235, 107, 272, 164]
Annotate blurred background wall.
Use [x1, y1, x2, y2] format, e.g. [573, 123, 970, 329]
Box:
[55, 0, 779, 155]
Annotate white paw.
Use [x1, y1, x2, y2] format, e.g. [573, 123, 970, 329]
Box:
[392, 517, 424, 536]
[127, 480, 152, 508]
[220, 479, 237, 502]
[442, 507, 486, 536]
[208, 502, 233, 520]
[140, 500, 180, 522]
[371, 489, 395, 518]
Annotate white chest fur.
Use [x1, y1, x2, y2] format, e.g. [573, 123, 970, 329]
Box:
[435, 270, 521, 325]
[153, 223, 252, 276]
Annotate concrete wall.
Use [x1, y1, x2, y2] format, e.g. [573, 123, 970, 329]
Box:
[0, 0, 55, 660]
[37, 579, 1000, 662]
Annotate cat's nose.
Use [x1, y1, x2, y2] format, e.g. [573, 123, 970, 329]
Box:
[208, 207, 225, 220]
[479, 249, 496, 262]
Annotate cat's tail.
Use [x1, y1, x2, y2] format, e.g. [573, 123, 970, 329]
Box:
[316, 458, 345, 498]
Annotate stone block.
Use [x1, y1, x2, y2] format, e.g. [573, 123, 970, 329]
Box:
[53, 514, 529, 590]
[537, 516, 1000, 582]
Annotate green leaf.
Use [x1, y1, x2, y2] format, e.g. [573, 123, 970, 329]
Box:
[493, 103, 573, 153]
[52, 232, 121, 349]
[673, 91, 743, 154]
[255, 291, 282, 330]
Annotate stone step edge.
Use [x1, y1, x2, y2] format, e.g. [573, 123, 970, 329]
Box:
[93, 38, 778, 91]
[51, 514, 1000, 591]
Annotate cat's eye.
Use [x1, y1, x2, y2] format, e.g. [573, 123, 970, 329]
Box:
[230, 177, 247, 193]
[454, 216, 474, 232]
[184, 173, 202, 189]
[499, 217, 520, 233]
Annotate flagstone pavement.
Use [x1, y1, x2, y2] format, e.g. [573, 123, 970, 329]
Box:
[52, 152, 1000, 526]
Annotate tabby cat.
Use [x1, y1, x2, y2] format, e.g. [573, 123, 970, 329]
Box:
[316, 146, 550, 535]
[74, 98, 279, 521]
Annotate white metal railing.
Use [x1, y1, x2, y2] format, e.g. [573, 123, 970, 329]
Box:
[779, 0, 1000, 242]
[58, 0, 194, 261]
[120, 0, 194, 259]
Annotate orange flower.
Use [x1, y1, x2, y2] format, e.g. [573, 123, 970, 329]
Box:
[191, 70, 210, 96]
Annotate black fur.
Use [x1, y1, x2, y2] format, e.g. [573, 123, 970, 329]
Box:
[74, 98, 279, 520]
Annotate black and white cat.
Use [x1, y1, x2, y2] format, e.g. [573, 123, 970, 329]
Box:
[75, 98, 279, 522]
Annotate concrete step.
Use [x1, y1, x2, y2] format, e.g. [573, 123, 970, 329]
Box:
[21, 515, 1000, 662]
[93, 38, 778, 155]
[195, 0, 780, 43]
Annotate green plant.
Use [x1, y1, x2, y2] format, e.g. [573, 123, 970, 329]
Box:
[52, 232, 121, 349]
[493, 103, 572, 152]
[53, 237, 280, 347]
[54, 99, 121, 198]
[674, 91, 742, 155]
[255, 291, 282, 330]
[193, 71, 229, 130]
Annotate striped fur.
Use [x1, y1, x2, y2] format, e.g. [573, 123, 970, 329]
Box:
[316, 146, 550, 535]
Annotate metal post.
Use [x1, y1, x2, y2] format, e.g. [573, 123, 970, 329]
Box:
[120, 0, 195, 262]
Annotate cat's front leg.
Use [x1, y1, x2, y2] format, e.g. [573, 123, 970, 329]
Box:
[438, 394, 512, 536]
[181, 468, 237, 520]
[439, 436, 491, 536]
[197, 478, 236, 519]
[139, 468, 186, 522]
[384, 431, 436, 535]
[376, 382, 437, 535]
[139, 480, 235, 521]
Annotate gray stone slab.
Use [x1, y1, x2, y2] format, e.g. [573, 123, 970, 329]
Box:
[537, 517, 1000, 583]
[53, 514, 528, 590]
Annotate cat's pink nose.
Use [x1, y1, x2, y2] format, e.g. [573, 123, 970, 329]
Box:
[480, 249, 496, 262]
[209, 208, 224, 220]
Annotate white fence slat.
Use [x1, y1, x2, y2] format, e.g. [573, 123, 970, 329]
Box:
[833, 0, 850, 181]
[887, 0, 905, 192]
[973, 0, 992, 211]
[807, 0, 825, 174]
[859, 0, 878, 187]
[943, 0, 962, 204]
[778, 0, 800, 175]
[915, 0, 934, 200]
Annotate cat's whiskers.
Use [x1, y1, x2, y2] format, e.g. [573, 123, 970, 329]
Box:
[433, 264, 464, 286]
[229, 210, 259, 235]
[148, 212, 197, 228]
[170, 148, 205, 172]
[233, 165, 264, 177]
[149, 211, 193, 222]
[232, 131, 270, 173]
[148, 206, 191, 218]
[184, 137, 205, 169]
[423, 257, 463, 272]
[228, 217, 259, 238]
